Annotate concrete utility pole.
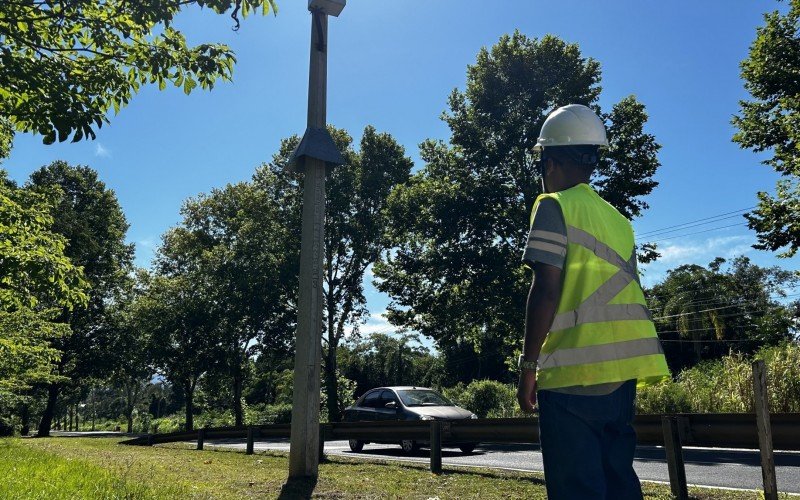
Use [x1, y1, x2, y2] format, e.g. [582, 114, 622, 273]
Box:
[287, 0, 346, 479]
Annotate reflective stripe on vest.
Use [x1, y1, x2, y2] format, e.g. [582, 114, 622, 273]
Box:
[538, 225, 662, 367]
[549, 225, 651, 333]
[539, 337, 663, 370]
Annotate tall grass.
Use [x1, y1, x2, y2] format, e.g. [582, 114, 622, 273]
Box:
[0, 439, 178, 499]
[637, 343, 800, 414]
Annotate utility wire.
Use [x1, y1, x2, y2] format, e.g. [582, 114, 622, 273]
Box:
[637, 206, 755, 238]
[639, 212, 752, 239]
[645, 282, 800, 308]
[646, 287, 800, 314]
[641, 222, 748, 244]
[651, 296, 798, 321]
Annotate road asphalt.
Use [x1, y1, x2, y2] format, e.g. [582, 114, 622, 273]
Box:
[203, 438, 800, 494]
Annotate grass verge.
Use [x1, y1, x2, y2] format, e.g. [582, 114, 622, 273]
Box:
[0, 437, 780, 499]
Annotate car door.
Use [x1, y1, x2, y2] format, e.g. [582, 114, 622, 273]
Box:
[374, 390, 401, 421]
[358, 390, 382, 421]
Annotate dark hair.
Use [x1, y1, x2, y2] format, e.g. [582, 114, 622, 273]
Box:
[541, 145, 598, 177]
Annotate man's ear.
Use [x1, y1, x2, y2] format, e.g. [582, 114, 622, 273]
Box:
[545, 158, 557, 176]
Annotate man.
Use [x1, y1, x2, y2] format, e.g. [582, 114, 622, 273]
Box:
[517, 104, 670, 499]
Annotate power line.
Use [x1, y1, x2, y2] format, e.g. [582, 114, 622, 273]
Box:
[651, 297, 797, 321]
[641, 222, 748, 244]
[637, 206, 755, 238]
[639, 212, 752, 239]
[659, 338, 754, 343]
[646, 285, 800, 312]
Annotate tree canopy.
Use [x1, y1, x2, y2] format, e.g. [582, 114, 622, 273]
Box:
[374, 33, 662, 371]
[0, 0, 277, 144]
[155, 176, 298, 426]
[0, 171, 87, 406]
[254, 125, 413, 421]
[26, 161, 133, 436]
[734, 0, 800, 256]
[647, 256, 799, 372]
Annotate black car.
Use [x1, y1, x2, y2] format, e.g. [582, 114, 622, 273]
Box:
[342, 386, 479, 454]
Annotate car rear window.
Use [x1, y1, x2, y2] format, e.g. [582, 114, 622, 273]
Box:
[397, 390, 454, 407]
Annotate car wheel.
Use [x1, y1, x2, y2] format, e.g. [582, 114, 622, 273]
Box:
[459, 443, 477, 454]
[348, 439, 364, 452]
[400, 439, 419, 454]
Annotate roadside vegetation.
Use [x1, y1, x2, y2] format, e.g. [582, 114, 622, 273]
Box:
[0, 437, 770, 500]
[1, 0, 798, 469]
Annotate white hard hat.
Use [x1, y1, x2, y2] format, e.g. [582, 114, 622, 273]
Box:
[533, 104, 608, 151]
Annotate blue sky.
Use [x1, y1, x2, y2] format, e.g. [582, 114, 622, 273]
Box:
[4, 0, 797, 339]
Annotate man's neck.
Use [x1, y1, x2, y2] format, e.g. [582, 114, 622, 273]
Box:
[549, 179, 589, 193]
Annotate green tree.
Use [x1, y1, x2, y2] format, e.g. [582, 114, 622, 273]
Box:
[647, 256, 798, 371]
[374, 33, 661, 376]
[165, 178, 297, 427]
[339, 333, 439, 397]
[260, 126, 413, 421]
[27, 161, 133, 436]
[0, 119, 13, 160]
[135, 271, 220, 431]
[107, 271, 153, 433]
[733, 0, 800, 257]
[0, 171, 87, 424]
[0, 0, 276, 144]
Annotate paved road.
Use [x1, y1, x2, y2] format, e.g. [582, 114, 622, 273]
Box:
[204, 438, 800, 494]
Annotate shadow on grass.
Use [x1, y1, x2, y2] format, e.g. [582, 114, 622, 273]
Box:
[278, 477, 318, 500]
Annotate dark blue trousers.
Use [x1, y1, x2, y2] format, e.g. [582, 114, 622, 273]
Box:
[537, 380, 642, 500]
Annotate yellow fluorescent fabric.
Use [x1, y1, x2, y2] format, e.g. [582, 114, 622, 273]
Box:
[531, 183, 670, 390]
[536, 355, 670, 390]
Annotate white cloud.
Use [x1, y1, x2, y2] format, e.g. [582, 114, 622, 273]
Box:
[345, 310, 394, 338]
[653, 235, 751, 265]
[134, 238, 157, 268]
[138, 237, 156, 249]
[340, 309, 437, 351]
[640, 234, 755, 288]
[94, 143, 111, 158]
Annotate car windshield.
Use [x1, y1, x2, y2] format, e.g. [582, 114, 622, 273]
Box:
[397, 389, 454, 407]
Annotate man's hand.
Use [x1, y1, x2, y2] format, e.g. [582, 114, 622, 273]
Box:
[517, 369, 538, 413]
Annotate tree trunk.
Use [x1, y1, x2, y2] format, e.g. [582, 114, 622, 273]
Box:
[324, 341, 340, 422]
[126, 383, 134, 433]
[37, 384, 59, 437]
[184, 381, 195, 431]
[75, 404, 80, 431]
[323, 285, 341, 423]
[20, 404, 30, 436]
[68, 406, 73, 431]
[691, 329, 702, 363]
[233, 359, 244, 427]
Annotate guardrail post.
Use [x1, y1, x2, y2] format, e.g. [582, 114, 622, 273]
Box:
[146, 433, 154, 447]
[430, 420, 442, 474]
[246, 426, 255, 455]
[662, 416, 688, 500]
[753, 360, 778, 500]
[197, 427, 205, 451]
[318, 423, 328, 462]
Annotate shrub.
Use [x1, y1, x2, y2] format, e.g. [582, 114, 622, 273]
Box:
[635, 380, 691, 414]
[636, 342, 800, 413]
[0, 417, 14, 436]
[247, 403, 292, 425]
[757, 342, 800, 413]
[444, 379, 520, 418]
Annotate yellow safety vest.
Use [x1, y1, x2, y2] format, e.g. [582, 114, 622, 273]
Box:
[532, 183, 670, 390]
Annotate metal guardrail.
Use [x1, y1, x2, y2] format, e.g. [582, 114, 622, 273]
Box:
[120, 413, 799, 496]
[121, 413, 800, 450]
